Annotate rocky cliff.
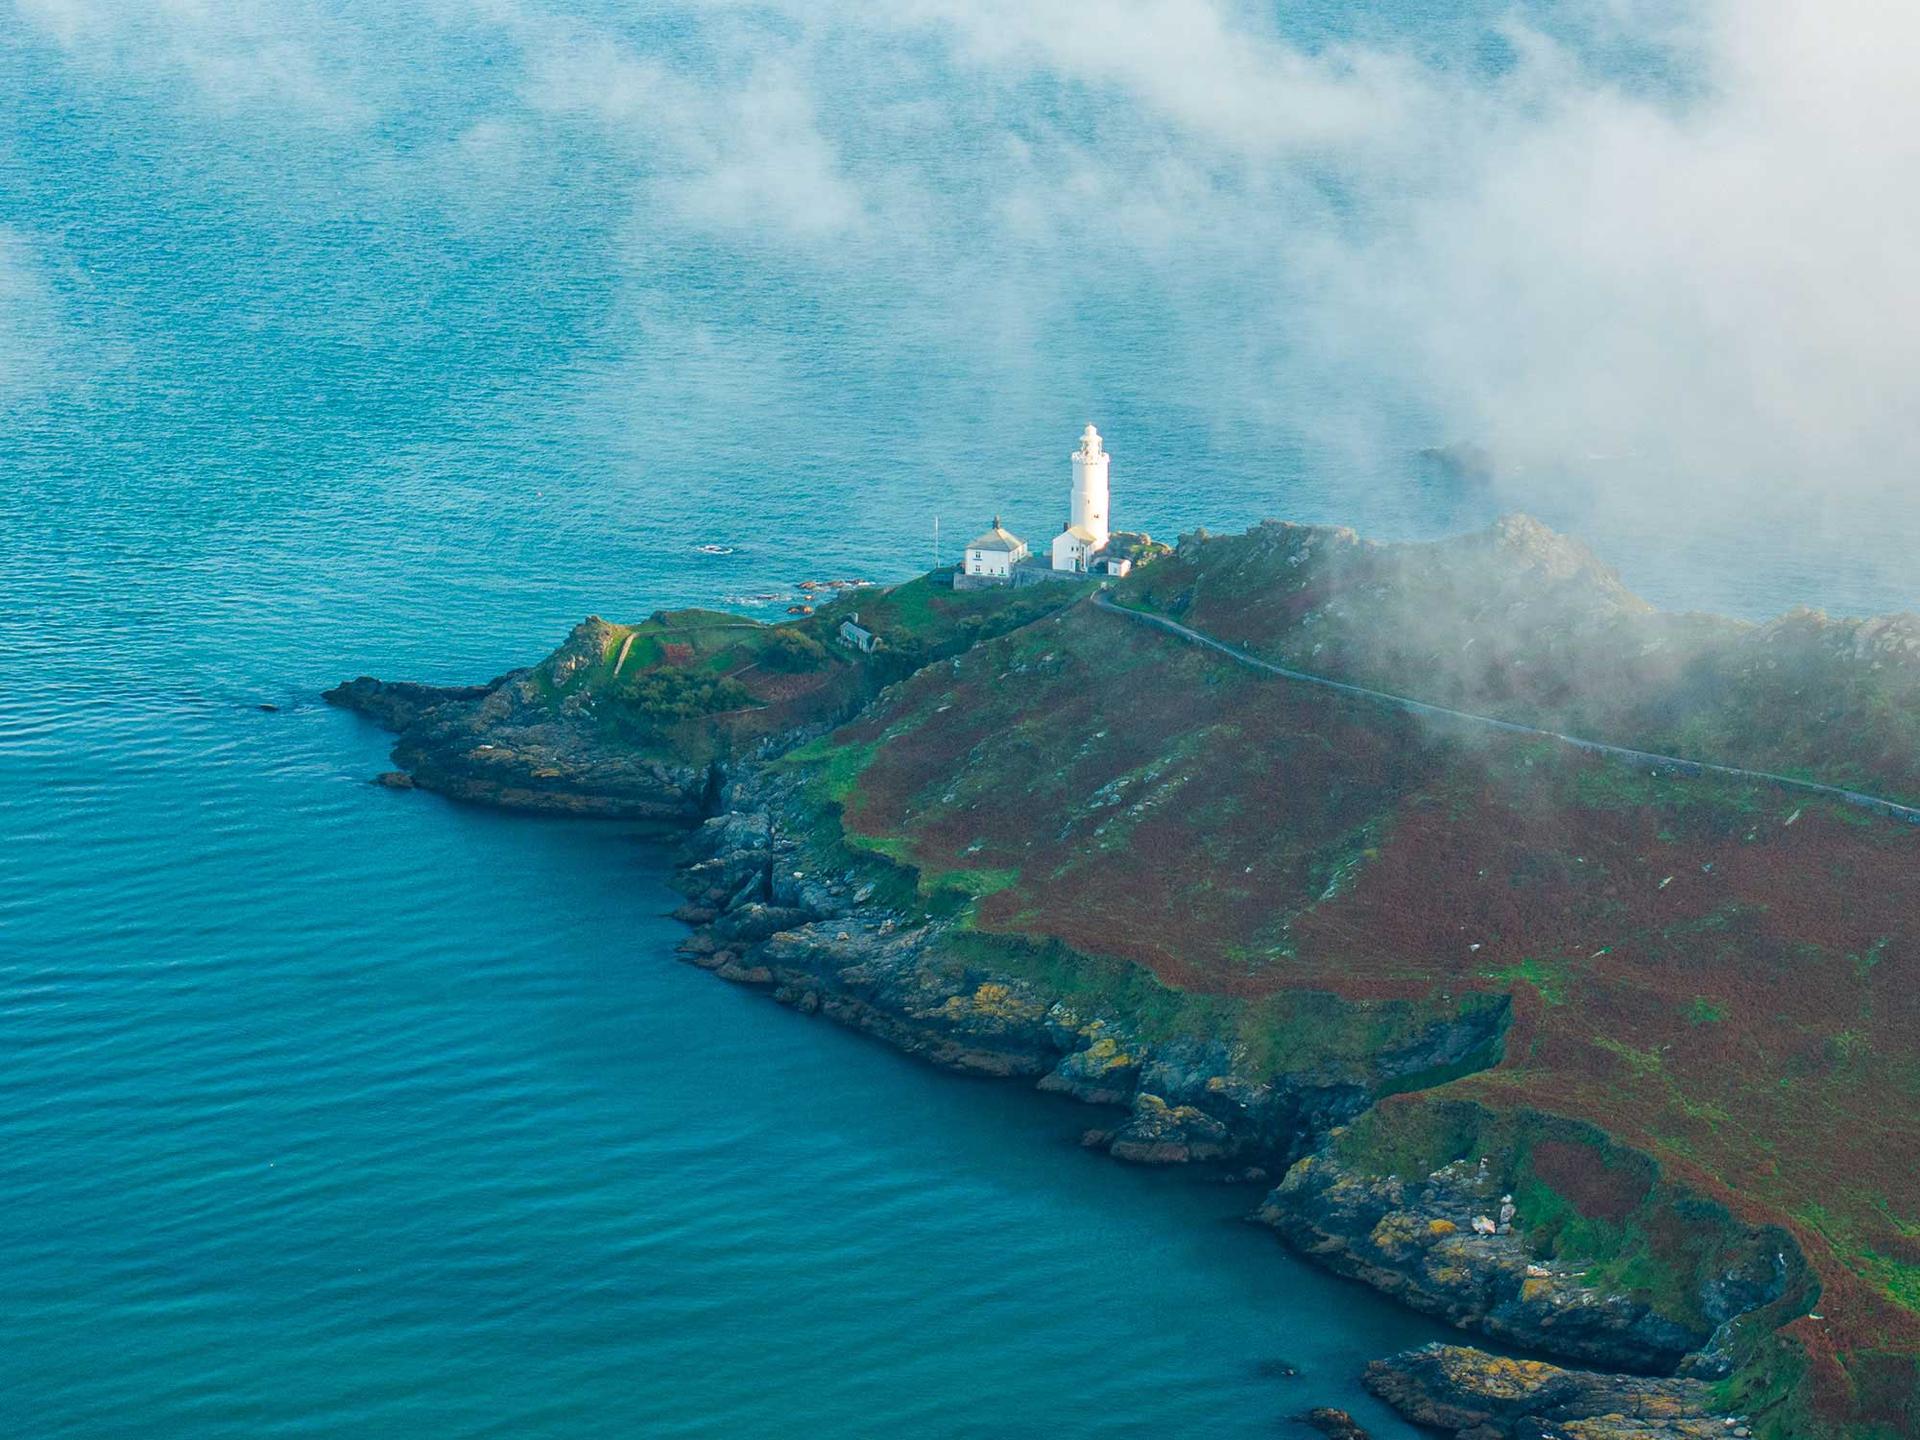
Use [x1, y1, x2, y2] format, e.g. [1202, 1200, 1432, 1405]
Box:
[1260, 1151, 1791, 1373]
[659, 762, 1810, 1423]
[669, 769, 1513, 1176]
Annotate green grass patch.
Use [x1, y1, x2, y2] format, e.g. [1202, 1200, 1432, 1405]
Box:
[1858, 1253, 1920, 1314]
[1801, 1203, 1920, 1318]
[779, 735, 879, 808]
[1482, 955, 1574, 1007]
[1688, 995, 1729, 1025]
[1595, 1035, 1665, 1078]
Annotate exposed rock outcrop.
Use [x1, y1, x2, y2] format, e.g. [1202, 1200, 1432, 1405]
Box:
[1362, 1344, 1737, 1440]
[1258, 1152, 1788, 1374]
[325, 676, 494, 733]
[325, 638, 711, 820]
[1297, 1406, 1374, 1440]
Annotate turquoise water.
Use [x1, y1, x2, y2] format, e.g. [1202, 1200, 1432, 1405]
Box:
[0, 699, 1459, 1438]
[2, 5, 1913, 1437]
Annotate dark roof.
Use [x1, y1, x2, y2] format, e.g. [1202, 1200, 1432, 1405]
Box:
[966, 517, 1026, 552]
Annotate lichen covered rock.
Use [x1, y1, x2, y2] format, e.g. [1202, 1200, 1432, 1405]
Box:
[1362, 1343, 1731, 1440]
[326, 648, 712, 819]
[1260, 1153, 1724, 1372]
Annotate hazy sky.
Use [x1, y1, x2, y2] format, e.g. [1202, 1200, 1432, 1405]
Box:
[7, 0, 1916, 599]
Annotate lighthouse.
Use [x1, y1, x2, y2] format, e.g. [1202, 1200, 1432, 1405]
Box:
[1050, 423, 1111, 572]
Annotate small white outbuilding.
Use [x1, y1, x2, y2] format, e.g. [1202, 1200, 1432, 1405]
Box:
[839, 614, 877, 653]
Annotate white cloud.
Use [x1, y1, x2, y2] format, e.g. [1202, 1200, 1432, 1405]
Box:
[757, 0, 1920, 541]
[665, 65, 865, 239]
[1313, 0, 1920, 533]
[495, 5, 870, 243]
[12, 0, 377, 126]
[877, 0, 1432, 155]
[15, 0, 1915, 571]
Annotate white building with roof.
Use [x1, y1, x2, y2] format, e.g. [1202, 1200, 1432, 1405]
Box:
[952, 425, 1124, 589]
[1051, 424, 1111, 572]
[961, 517, 1028, 581]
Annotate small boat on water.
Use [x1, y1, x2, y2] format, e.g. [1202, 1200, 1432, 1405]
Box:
[695, 543, 736, 556]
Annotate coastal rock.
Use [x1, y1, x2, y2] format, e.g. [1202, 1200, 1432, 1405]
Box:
[1105, 1091, 1235, 1164]
[1297, 1407, 1374, 1440]
[691, 809, 773, 860]
[1259, 1155, 1715, 1372]
[325, 660, 711, 820]
[324, 675, 494, 732]
[1037, 1029, 1141, 1106]
[717, 913, 1059, 1078]
[710, 903, 817, 945]
[671, 768, 1522, 1182]
[713, 959, 775, 985]
[1362, 1344, 1725, 1440]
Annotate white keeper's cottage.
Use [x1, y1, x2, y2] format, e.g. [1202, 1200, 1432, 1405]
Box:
[961, 517, 1029, 581]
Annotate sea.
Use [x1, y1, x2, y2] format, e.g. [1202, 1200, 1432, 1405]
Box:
[1, 4, 1913, 1438]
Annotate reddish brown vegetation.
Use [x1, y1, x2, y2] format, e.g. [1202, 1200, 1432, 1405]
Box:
[739, 668, 835, 705]
[827, 594, 1920, 1427]
[1527, 1140, 1649, 1225]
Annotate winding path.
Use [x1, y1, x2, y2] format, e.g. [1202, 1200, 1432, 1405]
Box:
[1092, 590, 1920, 826]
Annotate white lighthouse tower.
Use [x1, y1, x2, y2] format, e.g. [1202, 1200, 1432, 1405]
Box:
[1051, 423, 1111, 572]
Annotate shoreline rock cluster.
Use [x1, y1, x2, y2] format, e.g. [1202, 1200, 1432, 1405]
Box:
[1262, 1155, 1788, 1374]
[1360, 1344, 1740, 1440]
[672, 769, 1512, 1168]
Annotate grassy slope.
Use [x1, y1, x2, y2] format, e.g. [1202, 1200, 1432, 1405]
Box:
[783, 522, 1920, 1437]
[526, 573, 1091, 762]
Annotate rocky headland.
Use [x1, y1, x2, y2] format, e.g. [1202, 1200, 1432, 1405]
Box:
[327, 622, 716, 820]
[328, 518, 1920, 1440]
